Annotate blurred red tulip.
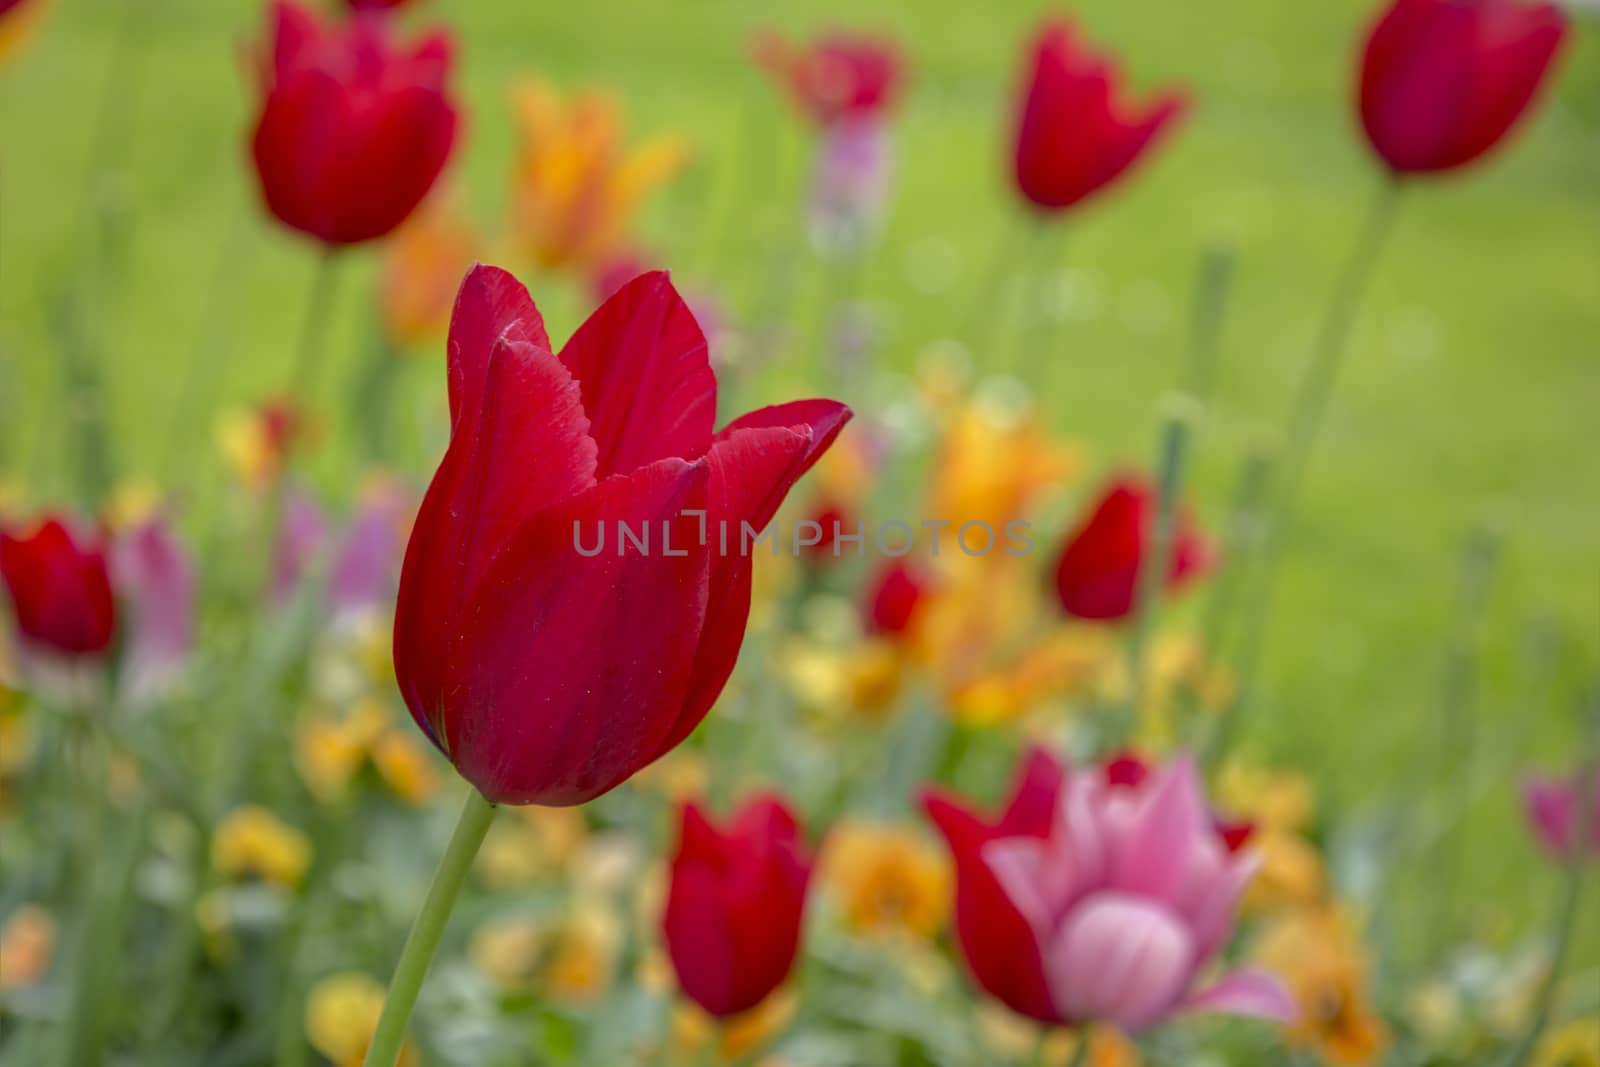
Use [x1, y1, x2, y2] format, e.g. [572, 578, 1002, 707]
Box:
[393, 265, 850, 805]
[249, 1, 459, 246]
[1359, 0, 1568, 175]
[662, 795, 814, 1017]
[1522, 768, 1600, 862]
[347, 0, 415, 9]
[1051, 475, 1210, 622]
[922, 747, 1065, 1023]
[1012, 19, 1188, 213]
[863, 559, 928, 637]
[0, 516, 116, 659]
[754, 30, 903, 126]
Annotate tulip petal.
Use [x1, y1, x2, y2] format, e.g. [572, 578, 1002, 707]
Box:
[111, 516, 195, 705]
[394, 333, 597, 747]
[1183, 967, 1299, 1023]
[660, 400, 852, 753]
[439, 457, 711, 806]
[446, 264, 555, 430]
[1110, 757, 1208, 904]
[558, 271, 717, 479]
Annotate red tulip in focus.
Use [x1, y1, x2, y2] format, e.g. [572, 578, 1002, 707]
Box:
[754, 31, 902, 127]
[393, 265, 850, 805]
[1052, 475, 1211, 622]
[1522, 768, 1600, 862]
[662, 795, 814, 1017]
[1012, 19, 1188, 213]
[863, 559, 928, 637]
[0, 516, 116, 659]
[250, 1, 459, 246]
[1359, 0, 1568, 176]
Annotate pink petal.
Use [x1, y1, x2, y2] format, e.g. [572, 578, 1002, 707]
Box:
[1183, 967, 1299, 1023]
[1109, 756, 1208, 904]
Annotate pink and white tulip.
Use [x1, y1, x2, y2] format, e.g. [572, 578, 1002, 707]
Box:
[984, 755, 1296, 1033]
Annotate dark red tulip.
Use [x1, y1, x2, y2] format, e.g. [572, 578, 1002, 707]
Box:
[755, 31, 903, 126]
[393, 265, 850, 805]
[1359, 0, 1568, 175]
[0, 516, 116, 659]
[922, 747, 1065, 1024]
[662, 795, 814, 1017]
[250, 1, 459, 246]
[1012, 19, 1187, 213]
[863, 559, 928, 636]
[347, 0, 414, 9]
[1051, 475, 1211, 622]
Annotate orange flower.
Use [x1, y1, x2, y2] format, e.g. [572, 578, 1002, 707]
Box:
[379, 198, 477, 347]
[509, 80, 688, 270]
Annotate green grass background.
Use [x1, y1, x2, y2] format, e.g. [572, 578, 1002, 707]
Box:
[2, 0, 1598, 956]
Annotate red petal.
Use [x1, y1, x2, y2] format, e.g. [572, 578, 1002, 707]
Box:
[558, 271, 717, 478]
[658, 400, 852, 754]
[439, 458, 712, 805]
[445, 265, 555, 430]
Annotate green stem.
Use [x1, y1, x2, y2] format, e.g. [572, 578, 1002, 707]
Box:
[1063, 1027, 1091, 1067]
[1181, 239, 1237, 404]
[287, 248, 343, 405]
[362, 789, 498, 1067]
[1500, 745, 1597, 1067]
[1122, 396, 1201, 737]
[1209, 179, 1403, 761]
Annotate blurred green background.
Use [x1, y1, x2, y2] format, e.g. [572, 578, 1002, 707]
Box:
[2, 0, 1597, 945]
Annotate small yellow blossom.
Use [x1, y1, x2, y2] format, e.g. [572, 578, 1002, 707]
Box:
[305, 972, 416, 1067]
[926, 391, 1080, 537]
[469, 915, 548, 991]
[978, 1008, 1141, 1067]
[215, 400, 307, 490]
[211, 805, 312, 888]
[370, 730, 438, 806]
[509, 80, 688, 270]
[103, 480, 162, 530]
[1255, 906, 1388, 1066]
[1217, 761, 1316, 834]
[823, 821, 950, 939]
[0, 904, 56, 989]
[634, 751, 711, 803]
[673, 990, 798, 1062]
[1534, 1017, 1600, 1067]
[1244, 830, 1329, 913]
[544, 905, 621, 1004]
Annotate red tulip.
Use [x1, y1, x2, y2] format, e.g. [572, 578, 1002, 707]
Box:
[922, 747, 1065, 1023]
[393, 265, 850, 805]
[1052, 475, 1211, 622]
[863, 559, 928, 637]
[249, 1, 459, 246]
[754, 31, 903, 127]
[1522, 768, 1600, 862]
[922, 747, 1254, 1024]
[1012, 19, 1188, 213]
[1359, 0, 1568, 176]
[0, 516, 116, 659]
[347, 0, 415, 9]
[662, 795, 814, 1017]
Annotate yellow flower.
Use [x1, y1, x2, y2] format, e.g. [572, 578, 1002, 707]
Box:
[977, 1009, 1141, 1067]
[1534, 1017, 1600, 1067]
[0, 0, 49, 64]
[211, 806, 312, 888]
[305, 972, 416, 1067]
[380, 198, 477, 347]
[476, 805, 589, 889]
[295, 715, 372, 804]
[370, 730, 439, 806]
[634, 751, 711, 803]
[0, 904, 56, 989]
[672, 990, 799, 1063]
[103, 480, 162, 530]
[544, 905, 621, 1004]
[215, 399, 307, 490]
[1255, 906, 1388, 1066]
[469, 915, 548, 991]
[1217, 761, 1316, 834]
[1244, 830, 1328, 913]
[822, 821, 950, 939]
[509, 80, 688, 270]
[926, 390, 1080, 537]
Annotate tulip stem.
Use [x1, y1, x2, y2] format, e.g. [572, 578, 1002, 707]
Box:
[1063, 1028, 1091, 1067]
[1209, 178, 1403, 759]
[363, 788, 497, 1067]
[1123, 395, 1201, 736]
[289, 248, 343, 402]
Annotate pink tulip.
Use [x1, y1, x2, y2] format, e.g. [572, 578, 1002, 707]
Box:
[1522, 768, 1600, 862]
[984, 756, 1296, 1033]
[110, 515, 196, 704]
